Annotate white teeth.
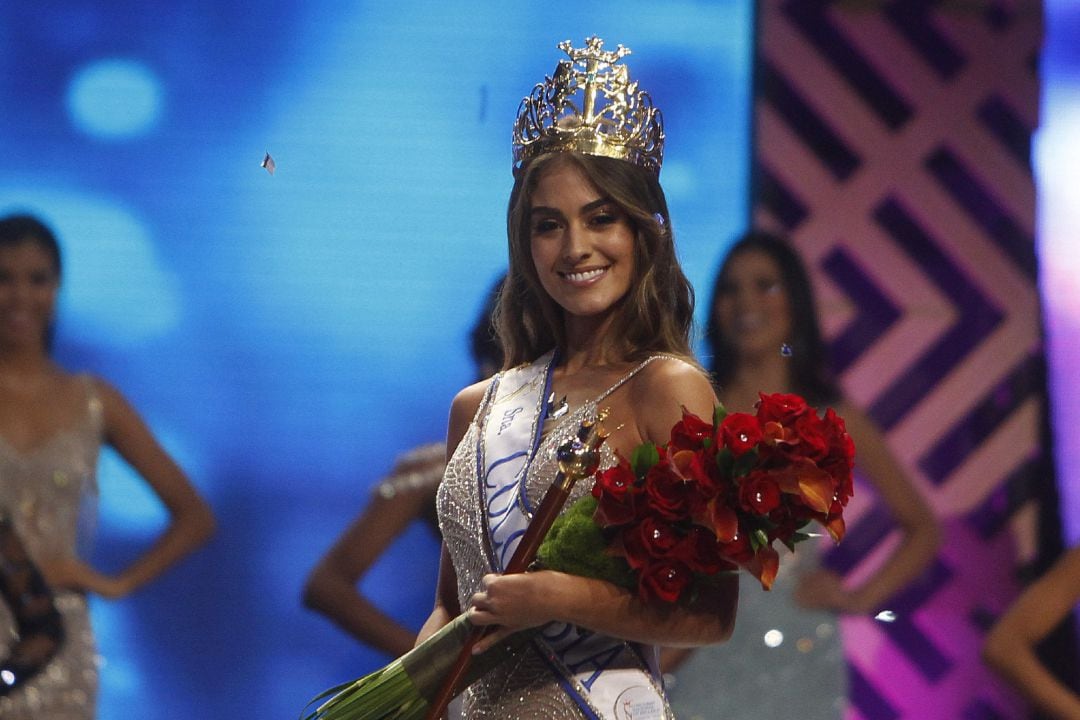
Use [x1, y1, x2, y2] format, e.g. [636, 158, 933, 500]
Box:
[564, 268, 606, 283]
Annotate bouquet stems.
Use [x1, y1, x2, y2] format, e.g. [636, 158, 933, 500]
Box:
[302, 613, 531, 720]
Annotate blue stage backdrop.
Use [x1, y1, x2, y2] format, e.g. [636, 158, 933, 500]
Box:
[0, 3, 752, 717]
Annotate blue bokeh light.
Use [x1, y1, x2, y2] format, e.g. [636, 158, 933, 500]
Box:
[66, 58, 164, 139]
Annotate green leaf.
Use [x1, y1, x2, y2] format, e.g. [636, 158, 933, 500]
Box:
[713, 403, 728, 427]
[630, 442, 660, 478]
[750, 528, 769, 552]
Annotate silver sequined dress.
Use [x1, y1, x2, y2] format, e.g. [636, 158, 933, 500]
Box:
[0, 376, 102, 719]
[437, 358, 674, 720]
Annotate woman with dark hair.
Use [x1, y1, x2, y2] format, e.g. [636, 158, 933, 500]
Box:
[0, 213, 215, 718]
[665, 230, 941, 720]
[416, 38, 738, 719]
[706, 231, 840, 408]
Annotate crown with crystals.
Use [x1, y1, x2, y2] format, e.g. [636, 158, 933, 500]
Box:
[512, 36, 665, 175]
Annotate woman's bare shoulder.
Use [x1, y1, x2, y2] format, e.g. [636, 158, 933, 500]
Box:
[629, 356, 716, 443]
[450, 378, 492, 424]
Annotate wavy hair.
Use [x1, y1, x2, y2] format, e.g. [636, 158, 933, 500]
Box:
[705, 230, 839, 406]
[496, 153, 695, 368]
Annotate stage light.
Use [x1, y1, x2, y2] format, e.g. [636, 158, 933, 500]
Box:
[66, 58, 164, 139]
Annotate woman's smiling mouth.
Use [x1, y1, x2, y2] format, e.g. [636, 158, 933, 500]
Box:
[559, 266, 610, 285]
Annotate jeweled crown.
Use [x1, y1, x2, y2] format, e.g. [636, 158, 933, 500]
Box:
[512, 37, 665, 176]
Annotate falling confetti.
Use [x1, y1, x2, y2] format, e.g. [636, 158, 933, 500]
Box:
[780, 343, 793, 357]
[261, 152, 276, 175]
[874, 610, 897, 623]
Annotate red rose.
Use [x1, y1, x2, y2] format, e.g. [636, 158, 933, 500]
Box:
[719, 413, 762, 457]
[756, 392, 809, 425]
[821, 409, 855, 463]
[669, 408, 713, 451]
[591, 463, 639, 526]
[738, 469, 782, 514]
[638, 515, 681, 556]
[673, 526, 735, 575]
[643, 461, 691, 521]
[719, 528, 754, 564]
[620, 515, 679, 569]
[638, 559, 693, 604]
[793, 411, 829, 461]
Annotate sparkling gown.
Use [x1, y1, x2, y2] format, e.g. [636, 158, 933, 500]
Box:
[0, 376, 102, 719]
[436, 358, 675, 720]
[667, 540, 845, 720]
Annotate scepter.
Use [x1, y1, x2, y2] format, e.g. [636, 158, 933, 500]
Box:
[422, 410, 610, 720]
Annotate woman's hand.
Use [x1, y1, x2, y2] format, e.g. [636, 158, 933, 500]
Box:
[43, 557, 131, 599]
[468, 571, 562, 654]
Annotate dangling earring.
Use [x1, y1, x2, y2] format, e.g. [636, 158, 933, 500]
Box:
[0, 509, 65, 695]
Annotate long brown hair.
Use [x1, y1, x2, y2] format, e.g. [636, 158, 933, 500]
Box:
[496, 152, 695, 368]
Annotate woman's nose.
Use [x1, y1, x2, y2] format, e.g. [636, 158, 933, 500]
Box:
[561, 225, 591, 263]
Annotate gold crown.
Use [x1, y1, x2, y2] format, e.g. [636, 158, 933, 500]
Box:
[512, 37, 664, 175]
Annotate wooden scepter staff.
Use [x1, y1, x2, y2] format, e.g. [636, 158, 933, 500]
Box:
[422, 410, 610, 720]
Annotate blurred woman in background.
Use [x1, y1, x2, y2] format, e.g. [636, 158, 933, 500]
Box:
[665, 230, 941, 720]
[0, 213, 215, 718]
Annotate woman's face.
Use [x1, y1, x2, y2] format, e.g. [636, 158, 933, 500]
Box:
[528, 160, 636, 323]
[714, 249, 792, 360]
[0, 240, 60, 351]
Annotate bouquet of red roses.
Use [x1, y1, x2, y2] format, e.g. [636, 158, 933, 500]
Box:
[537, 392, 854, 601]
[301, 394, 853, 720]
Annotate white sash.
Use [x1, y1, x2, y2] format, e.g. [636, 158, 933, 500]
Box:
[476, 352, 671, 720]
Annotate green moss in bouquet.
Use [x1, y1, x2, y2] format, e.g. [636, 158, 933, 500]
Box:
[536, 495, 636, 590]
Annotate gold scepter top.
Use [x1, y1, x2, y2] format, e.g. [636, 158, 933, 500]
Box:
[554, 408, 610, 491]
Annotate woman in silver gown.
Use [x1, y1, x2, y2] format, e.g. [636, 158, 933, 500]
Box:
[0, 213, 215, 718]
[417, 38, 739, 720]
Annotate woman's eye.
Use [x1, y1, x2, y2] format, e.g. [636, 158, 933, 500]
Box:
[532, 219, 560, 235]
[590, 212, 618, 227]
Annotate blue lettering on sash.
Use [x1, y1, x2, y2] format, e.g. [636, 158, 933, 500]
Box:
[498, 406, 525, 435]
[484, 452, 527, 489]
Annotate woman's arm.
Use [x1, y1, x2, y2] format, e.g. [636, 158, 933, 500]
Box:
[982, 546, 1080, 719]
[469, 568, 737, 653]
[46, 378, 215, 598]
[794, 401, 940, 613]
[303, 451, 442, 658]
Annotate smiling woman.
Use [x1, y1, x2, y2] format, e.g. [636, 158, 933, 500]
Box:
[413, 38, 738, 720]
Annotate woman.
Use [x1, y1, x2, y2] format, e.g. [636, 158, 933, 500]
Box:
[416, 37, 738, 720]
[665, 230, 941, 719]
[302, 276, 504, 659]
[0, 213, 215, 718]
